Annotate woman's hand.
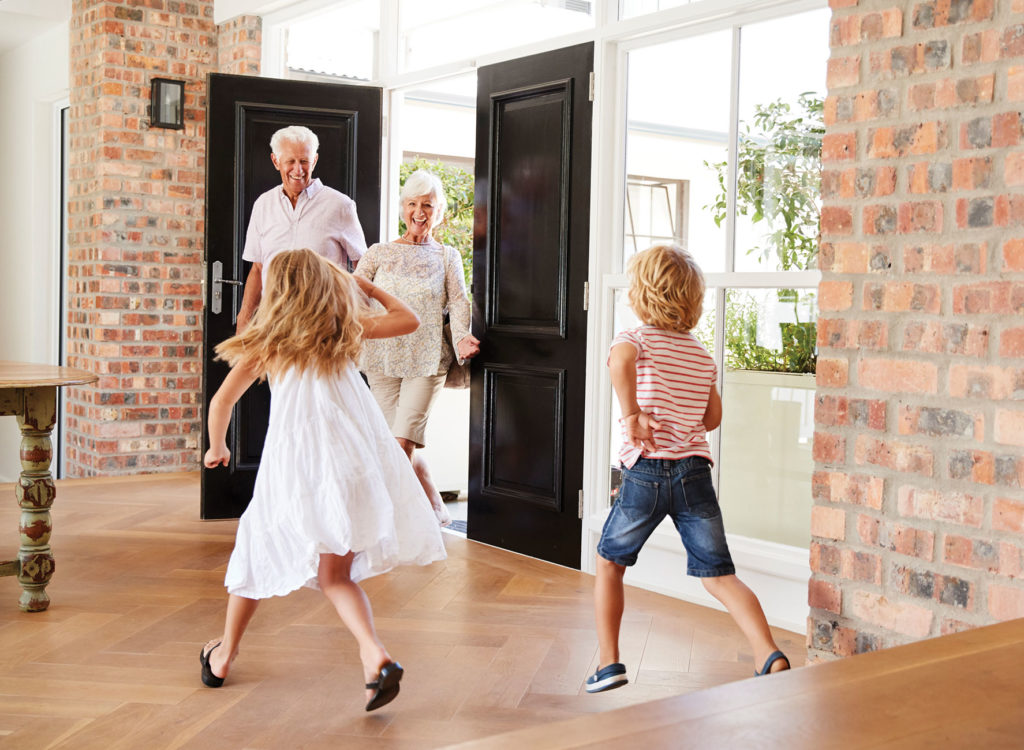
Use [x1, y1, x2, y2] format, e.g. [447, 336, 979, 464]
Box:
[204, 443, 231, 468]
[457, 334, 481, 360]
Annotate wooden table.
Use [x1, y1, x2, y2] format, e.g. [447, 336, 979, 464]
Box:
[0, 361, 96, 611]
[443, 617, 1024, 749]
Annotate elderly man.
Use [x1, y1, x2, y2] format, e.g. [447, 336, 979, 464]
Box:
[236, 125, 368, 332]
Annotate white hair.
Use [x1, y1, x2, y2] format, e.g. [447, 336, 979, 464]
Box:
[270, 126, 319, 156]
[400, 169, 447, 227]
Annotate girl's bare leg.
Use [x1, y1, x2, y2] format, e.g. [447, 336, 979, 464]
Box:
[318, 552, 392, 700]
[206, 593, 259, 679]
[702, 574, 789, 673]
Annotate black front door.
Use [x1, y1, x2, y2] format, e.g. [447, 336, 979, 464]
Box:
[468, 44, 594, 568]
[201, 73, 382, 519]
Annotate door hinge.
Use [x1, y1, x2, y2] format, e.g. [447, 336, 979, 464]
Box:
[578, 489, 584, 519]
[583, 280, 589, 311]
[588, 71, 595, 102]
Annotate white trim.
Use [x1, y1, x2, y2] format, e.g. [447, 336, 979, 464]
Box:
[51, 95, 69, 479]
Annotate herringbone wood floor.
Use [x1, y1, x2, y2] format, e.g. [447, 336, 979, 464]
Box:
[0, 473, 803, 749]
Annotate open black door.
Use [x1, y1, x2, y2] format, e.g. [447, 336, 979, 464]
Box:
[201, 73, 382, 519]
[467, 44, 593, 568]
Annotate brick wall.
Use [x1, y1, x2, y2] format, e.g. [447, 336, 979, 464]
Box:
[64, 1, 261, 476]
[811, 0, 1024, 658]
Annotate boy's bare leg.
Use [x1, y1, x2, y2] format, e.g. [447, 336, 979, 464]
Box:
[206, 593, 259, 679]
[701, 574, 789, 672]
[594, 555, 627, 668]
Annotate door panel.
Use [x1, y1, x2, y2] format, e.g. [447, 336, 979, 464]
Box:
[202, 73, 381, 519]
[469, 44, 593, 568]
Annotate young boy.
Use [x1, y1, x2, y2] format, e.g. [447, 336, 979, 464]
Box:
[587, 244, 789, 693]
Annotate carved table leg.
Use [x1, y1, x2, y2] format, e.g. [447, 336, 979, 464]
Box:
[15, 386, 57, 612]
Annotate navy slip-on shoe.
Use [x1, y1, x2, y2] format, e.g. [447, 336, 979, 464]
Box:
[585, 662, 628, 693]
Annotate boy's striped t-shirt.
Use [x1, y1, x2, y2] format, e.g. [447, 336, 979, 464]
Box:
[609, 325, 716, 469]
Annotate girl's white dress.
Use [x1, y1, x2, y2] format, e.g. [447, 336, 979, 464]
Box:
[224, 362, 447, 599]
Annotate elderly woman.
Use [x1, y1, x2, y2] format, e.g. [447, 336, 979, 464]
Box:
[355, 169, 481, 526]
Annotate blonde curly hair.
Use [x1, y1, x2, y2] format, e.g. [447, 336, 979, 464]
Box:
[627, 244, 705, 333]
[215, 249, 369, 379]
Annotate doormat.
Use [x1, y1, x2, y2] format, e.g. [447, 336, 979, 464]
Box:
[444, 519, 467, 535]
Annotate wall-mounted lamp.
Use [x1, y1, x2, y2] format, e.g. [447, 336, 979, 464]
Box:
[150, 78, 185, 129]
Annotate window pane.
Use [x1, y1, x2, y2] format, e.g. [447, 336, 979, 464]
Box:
[607, 287, 716, 509]
[286, 0, 380, 81]
[399, 0, 593, 72]
[624, 31, 731, 273]
[718, 287, 817, 548]
[732, 9, 829, 272]
[620, 0, 699, 19]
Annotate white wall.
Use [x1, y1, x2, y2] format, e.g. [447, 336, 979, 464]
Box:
[0, 22, 69, 482]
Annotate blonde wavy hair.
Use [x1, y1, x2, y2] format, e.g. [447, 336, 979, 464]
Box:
[627, 244, 705, 333]
[215, 249, 368, 379]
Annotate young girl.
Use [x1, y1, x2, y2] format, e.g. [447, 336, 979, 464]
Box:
[200, 248, 447, 712]
[588, 244, 789, 694]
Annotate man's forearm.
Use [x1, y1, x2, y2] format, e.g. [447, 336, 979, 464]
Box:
[235, 264, 263, 333]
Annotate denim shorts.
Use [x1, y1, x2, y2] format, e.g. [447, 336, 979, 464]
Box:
[597, 456, 735, 577]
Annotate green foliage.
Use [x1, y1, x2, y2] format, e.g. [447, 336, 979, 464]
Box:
[704, 94, 823, 374]
[399, 157, 474, 289]
[722, 291, 817, 374]
[706, 93, 824, 271]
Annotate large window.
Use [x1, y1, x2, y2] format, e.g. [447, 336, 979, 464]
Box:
[611, 8, 828, 549]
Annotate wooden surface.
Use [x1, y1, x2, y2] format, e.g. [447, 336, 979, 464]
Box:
[445, 617, 1024, 749]
[0, 360, 97, 389]
[0, 473, 805, 749]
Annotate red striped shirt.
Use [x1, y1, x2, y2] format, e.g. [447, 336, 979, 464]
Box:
[609, 326, 716, 469]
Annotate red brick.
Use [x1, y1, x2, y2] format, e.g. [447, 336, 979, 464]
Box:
[994, 497, 1024, 532]
[999, 327, 1024, 357]
[856, 436, 934, 476]
[842, 549, 882, 584]
[819, 281, 854, 311]
[817, 358, 850, 387]
[858, 358, 937, 393]
[811, 505, 847, 540]
[989, 585, 1024, 621]
[898, 201, 943, 233]
[821, 206, 854, 235]
[897, 485, 984, 527]
[851, 590, 933, 637]
[1003, 238, 1024, 270]
[1009, 66, 1024, 101]
[828, 56, 861, 88]
[808, 579, 842, 613]
[995, 409, 1024, 447]
[948, 364, 1023, 398]
[813, 432, 846, 464]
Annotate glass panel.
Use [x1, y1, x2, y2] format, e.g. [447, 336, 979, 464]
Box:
[732, 9, 829, 272]
[398, 74, 476, 287]
[607, 286, 717, 509]
[717, 286, 816, 548]
[399, 0, 593, 72]
[285, 0, 380, 81]
[621, 0, 698, 19]
[718, 368, 814, 548]
[722, 288, 817, 374]
[624, 31, 731, 273]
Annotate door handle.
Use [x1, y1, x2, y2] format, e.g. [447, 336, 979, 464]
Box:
[210, 260, 243, 314]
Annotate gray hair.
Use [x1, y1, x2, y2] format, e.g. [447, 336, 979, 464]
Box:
[400, 169, 447, 227]
[270, 126, 319, 156]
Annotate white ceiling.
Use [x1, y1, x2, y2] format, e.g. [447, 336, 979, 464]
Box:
[0, 0, 70, 56]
